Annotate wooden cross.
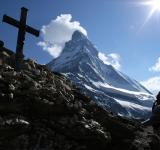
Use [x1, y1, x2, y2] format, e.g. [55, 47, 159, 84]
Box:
[2, 7, 40, 71]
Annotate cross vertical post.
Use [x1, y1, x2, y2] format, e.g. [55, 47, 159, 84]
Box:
[15, 7, 28, 71]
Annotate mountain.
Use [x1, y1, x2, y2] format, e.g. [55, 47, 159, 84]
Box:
[0, 48, 160, 150]
[47, 30, 155, 119]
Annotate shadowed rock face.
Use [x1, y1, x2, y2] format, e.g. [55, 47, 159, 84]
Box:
[0, 49, 160, 150]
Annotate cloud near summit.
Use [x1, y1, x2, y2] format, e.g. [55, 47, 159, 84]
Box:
[38, 14, 87, 58]
[141, 57, 160, 94]
[38, 14, 121, 70]
[149, 57, 160, 72]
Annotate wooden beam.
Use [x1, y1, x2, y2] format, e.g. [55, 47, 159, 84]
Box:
[3, 15, 19, 28]
[3, 15, 39, 37]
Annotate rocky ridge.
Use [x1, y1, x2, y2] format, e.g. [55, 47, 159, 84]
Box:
[0, 49, 160, 150]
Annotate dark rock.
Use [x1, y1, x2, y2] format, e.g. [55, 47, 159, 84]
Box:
[0, 40, 4, 47]
[0, 48, 159, 150]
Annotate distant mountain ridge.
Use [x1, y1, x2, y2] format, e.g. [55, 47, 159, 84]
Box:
[47, 30, 155, 119]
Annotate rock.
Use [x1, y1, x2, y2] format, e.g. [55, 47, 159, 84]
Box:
[79, 108, 87, 116]
[9, 84, 15, 91]
[42, 99, 54, 105]
[8, 93, 14, 99]
[0, 40, 4, 47]
[59, 117, 69, 125]
[73, 101, 82, 109]
[2, 71, 15, 78]
[27, 59, 36, 69]
[60, 80, 72, 91]
[13, 71, 17, 76]
[0, 50, 160, 150]
[32, 69, 41, 76]
[67, 103, 74, 109]
[21, 62, 32, 70]
[2, 51, 10, 58]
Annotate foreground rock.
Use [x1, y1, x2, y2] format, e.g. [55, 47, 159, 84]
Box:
[0, 51, 160, 150]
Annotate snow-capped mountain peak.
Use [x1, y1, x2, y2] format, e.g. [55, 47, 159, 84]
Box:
[60, 30, 98, 57]
[47, 30, 155, 119]
[72, 30, 88, 41]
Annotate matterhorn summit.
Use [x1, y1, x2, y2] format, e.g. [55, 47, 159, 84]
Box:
[48, 30, 155, 119]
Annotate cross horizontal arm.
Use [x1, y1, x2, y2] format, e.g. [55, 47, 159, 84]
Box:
[26, 26, 40, 37]
[3, 15, 19, 28]
[3, 15, 40, 37]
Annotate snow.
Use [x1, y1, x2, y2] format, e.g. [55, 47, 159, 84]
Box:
[86, 62, 105, 81]
[91, 81, 153, 100]
[115, 98, 151, 111]
[17, 119, 29, 125]
[78, 73, 84, 78]
[6, 119, 29, 125]
[84, 84, 96, 92]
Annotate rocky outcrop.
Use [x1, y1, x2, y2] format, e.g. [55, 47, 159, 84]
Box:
[0, 49, 160, 150]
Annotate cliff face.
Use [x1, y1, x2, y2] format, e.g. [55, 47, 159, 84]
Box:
[0, 49, 160, 150]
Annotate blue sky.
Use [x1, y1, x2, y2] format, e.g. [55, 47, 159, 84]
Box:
[0, 0, 160, 92]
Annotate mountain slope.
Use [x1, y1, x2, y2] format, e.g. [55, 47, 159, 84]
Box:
[1, 48, 160, 150]
[47, 30, 155, 119]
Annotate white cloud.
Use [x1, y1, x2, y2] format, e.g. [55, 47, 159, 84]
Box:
[98, 52, 121, 70]
[38, 14, 87, 58]
[141, 76, 160, 94]
[149, 57, 160, 72]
